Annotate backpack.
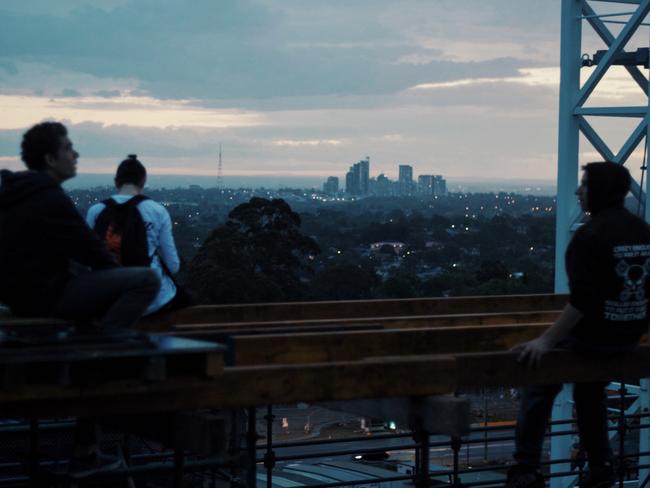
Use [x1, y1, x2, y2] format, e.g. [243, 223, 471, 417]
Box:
[93, 195, 151, 266]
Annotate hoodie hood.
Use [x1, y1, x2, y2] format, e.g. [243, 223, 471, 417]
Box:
[583, 162, 631, 214]
[0, 170, 58, 208]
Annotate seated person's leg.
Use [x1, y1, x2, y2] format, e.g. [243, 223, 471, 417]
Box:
[507, 383, 563, 488]
[574, 382, 613, 463]
[51, 267, 159, 331]
[514, 383, 563, 468]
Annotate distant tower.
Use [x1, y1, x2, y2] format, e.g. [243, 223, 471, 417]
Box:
[216, 144, 224, 189]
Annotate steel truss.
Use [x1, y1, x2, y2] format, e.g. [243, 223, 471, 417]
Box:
[555, 1, 650, 487]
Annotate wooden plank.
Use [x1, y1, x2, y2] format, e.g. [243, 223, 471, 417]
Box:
[0, 317, 70, 327]
[0, 355, 458, 417]
[0, 335, 226, 389]
[7, 344, 650, 418]
[168, 323, 386, 341]
[146, 293, 568, 326]
[170, 310, 560, 337]
[229, 323, 550, 366]
[455, 344, 650, 387]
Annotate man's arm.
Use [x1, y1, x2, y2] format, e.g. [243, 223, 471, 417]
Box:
[513, 303, 583, 368]
[43, 189, 117, 269]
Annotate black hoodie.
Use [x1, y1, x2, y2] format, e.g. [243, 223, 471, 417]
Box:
[0, 170, 117, 315]
[566, 163, 650, 348]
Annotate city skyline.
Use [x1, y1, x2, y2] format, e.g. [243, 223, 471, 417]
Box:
[327, 158, 447, 197]
[2, 1, 646, 182]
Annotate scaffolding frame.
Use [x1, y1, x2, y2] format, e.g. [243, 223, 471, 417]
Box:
[555, 1, 650, 486]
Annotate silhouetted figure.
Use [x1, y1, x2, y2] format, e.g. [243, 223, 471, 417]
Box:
[0, 122, 160, 477]
[86, 155, 186, 315]
[506, 162, 650, 488]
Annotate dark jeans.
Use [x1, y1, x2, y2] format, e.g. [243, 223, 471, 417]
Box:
[513, 337, 638, 469]
[51, 267, 160, 332]
[514, 382, 612, 468]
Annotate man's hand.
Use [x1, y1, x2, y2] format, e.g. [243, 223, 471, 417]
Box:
[511, 337, 553, 369]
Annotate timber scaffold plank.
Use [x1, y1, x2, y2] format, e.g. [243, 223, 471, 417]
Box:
[5, 293, 650, 422]
[5, 345, 650, 418]
[148, 293, 568, 327]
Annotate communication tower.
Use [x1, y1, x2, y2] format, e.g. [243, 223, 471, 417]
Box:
[217, 143, 224, 189]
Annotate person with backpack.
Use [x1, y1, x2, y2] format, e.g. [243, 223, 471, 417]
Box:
[86, 155, 184, 315]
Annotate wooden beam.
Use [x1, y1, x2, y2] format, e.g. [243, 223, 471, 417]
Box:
[146, 293, 568, 327]
[7, 344, 650, 417]
[455, 345, 650, 387]
[169, 310, 560, 337]
[0, 355, 458, 417]
[229, 323, 551, 366]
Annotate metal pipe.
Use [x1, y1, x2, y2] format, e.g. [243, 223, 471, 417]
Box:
[246, 407, 257, 488]
[264, 405, 275, 488]
[619, 383, 628, 488]
[28, 419, 38, 488]
[173, 448, 185, 488]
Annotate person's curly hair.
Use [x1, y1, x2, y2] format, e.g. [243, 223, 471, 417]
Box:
[21, 122, 68, 171]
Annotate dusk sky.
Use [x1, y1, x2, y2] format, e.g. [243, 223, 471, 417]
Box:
[0, 1, 647, 184]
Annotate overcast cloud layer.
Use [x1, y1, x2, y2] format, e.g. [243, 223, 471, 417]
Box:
[0, 1, 647, 183]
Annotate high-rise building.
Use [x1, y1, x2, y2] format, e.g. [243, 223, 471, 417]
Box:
[345, 165, 359, 194]
[323, 176, 339, 195]
[433, 175, 447, 196]
[418, 175, 435, 196]
[418, 174, 447, 196]
[359, 157, 370, 195]
[346, 158, 370, 195]
[398, 165, 414, 196]
[373, 173, 392, 196]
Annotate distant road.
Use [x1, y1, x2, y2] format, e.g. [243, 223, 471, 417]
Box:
[267, 429, 551, 466]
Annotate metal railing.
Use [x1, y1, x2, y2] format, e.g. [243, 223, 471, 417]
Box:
[1, 384, 649, 487]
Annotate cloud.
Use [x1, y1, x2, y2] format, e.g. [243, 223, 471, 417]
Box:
[272, 139, 344, 147]
[0, 0, 548, 103]
[60, 88, 81, 97]
[0, 94, 267, 130]
[93, 89, 121, 98]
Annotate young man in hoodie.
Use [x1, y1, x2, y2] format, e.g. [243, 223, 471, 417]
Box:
[0, 121, 160, 330]
[0, 122, 161, 475]
[506, 162, 650, 488]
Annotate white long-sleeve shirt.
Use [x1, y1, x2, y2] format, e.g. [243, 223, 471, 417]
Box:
[86, 194, 180, 315]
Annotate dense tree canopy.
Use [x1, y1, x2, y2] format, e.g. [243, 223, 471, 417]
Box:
[182, 198, 320, 304]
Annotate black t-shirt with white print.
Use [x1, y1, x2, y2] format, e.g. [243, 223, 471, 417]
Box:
[567, 206, 650, 348]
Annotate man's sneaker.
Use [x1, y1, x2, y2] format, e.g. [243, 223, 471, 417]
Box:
[581, 461, 616, 488]
[68, 451, 123, 479]
[506, 464, 545, 488]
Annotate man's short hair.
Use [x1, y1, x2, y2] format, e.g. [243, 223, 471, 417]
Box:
[582, 161, 631, 212]
[115, 155, 147, 188]
[20, 122, 68, 171]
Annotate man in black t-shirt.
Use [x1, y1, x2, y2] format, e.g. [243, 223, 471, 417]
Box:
[506, 162, 650, 488]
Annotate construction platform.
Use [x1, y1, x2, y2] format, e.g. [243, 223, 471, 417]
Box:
[2, 293, 650, 487]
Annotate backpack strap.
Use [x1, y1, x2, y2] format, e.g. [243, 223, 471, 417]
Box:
[102, 198, 118, 207]
[129, 194, 150, 204]
[123, 194, 150, 207]
[102, 195, 150, 208]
